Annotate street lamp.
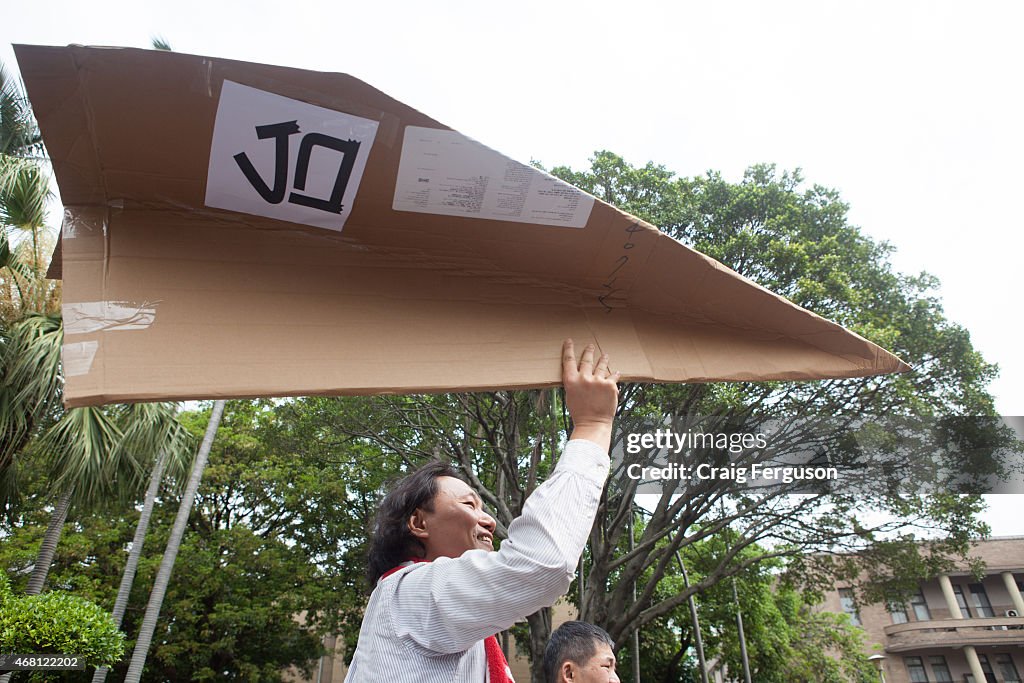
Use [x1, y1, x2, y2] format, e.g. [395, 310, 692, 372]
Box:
[868, 654, 887, 683]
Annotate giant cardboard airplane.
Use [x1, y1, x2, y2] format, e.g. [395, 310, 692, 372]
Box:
[15, 45, 909, 407]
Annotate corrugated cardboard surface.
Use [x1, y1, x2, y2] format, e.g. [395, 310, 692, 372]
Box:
[16, 45, 909, 407]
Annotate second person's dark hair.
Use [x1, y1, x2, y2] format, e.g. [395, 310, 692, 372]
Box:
[543, 620, 615, 683]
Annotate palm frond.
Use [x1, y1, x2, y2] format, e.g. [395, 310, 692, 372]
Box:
[36, 406, 125, 506]
[0, 313, 62, 470]
[0, 238, 56, 318]
[0, 156, 51, 231]
[0, 454, 20, 520]
[0, 61, 42, 158]
[115, 402, 197, 490]
[3, 313, 62, 405]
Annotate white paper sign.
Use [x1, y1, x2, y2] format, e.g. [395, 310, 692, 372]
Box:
[205, 81, 379, 231]
[393, 127, 594, 228]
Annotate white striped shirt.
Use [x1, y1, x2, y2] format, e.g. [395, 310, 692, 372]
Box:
[344, 439, 610, 682]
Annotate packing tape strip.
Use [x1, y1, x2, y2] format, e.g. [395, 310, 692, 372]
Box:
[63, 301, 158, 334]
[63, 340, 99, 377]
[61, 206, 108, 241]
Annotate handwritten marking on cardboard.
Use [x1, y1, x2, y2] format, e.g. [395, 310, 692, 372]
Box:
[206, 81, 379, 232]
[599, 222, 644, 313]
[393, 127, 594, 228]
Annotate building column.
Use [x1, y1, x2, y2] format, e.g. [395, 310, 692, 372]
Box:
[1002, 571, 1024, 614]
[937, 577, 986, 682]
[318, 635, 336, 683]
[938, 575, 962, 619]
[963, 646, 987, 683]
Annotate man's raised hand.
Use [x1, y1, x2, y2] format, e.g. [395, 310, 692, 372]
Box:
[562, 339, 619, 450]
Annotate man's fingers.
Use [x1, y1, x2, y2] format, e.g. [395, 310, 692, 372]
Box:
[563, 340, 615, 381]
[562, 339, 579, 379]
[578, 343, 596, 374]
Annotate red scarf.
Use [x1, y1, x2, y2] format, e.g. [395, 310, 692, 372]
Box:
[381, 560, 515, 683]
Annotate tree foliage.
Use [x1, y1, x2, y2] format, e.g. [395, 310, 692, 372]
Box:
[327, 152, 1001, 678]
[614, 534, 878, 683]
[0, 400, 377, 680]
[0, 572, 125, 676]
[544, 152, 998, 637]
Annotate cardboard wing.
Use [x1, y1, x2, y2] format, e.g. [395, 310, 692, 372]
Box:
[16, 45, 909, 407]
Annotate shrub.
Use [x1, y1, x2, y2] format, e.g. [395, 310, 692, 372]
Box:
[0, 573, 125, 672]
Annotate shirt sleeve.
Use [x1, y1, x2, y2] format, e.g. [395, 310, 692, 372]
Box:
[388, 438, 610, 655]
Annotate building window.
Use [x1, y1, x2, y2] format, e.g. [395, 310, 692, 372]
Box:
[978, 655, 998, 683]
[928, 656, 953, 683]
[996, 654, 1022, 683]
[952, 585, 972, 618]
[889, 600, 909, 624]
[910, 590, 931, 621]
[905, 656, 930, 683]
[968, 583, 995, 617]
[838, 588, 861, 626]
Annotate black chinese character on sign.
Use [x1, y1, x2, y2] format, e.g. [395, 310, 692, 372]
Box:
[233, 121, 361, 214]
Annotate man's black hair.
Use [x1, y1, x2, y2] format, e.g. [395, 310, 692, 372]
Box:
[366, 460, 459, 586]
[543, 620, 615, 683]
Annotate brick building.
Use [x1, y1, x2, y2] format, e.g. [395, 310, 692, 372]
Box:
[820, 536, 1024, 683]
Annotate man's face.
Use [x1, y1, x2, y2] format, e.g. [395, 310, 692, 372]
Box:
[560, 642, 619, 683]
[409, 476, 497, 559]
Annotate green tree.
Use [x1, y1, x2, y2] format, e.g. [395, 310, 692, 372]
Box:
[543, 154, 1002, 657]
[1, 399, 372, 681]
[332, 153, 1004, 678]
[614, 534, 877, 683]
[118, 400, 384, 681]
[0, 313, 62, 510]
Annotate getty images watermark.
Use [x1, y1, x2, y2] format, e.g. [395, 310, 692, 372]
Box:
[623, 428, 837, 487]
[612, 417, 1024, 496]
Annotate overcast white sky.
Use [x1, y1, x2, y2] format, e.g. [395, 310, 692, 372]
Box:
[2, 0, 1021, 533]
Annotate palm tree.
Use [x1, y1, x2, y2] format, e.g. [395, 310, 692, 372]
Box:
[123, 400, 226, 683]
[1, 313, 194, 598]
[0, 54, 200, 683]
[22, 406, 123, 595]
[0, 57, 60, 497]
[0, 319, 194, 683]
[0, 309, 192, 549]
[0, 317, 195, 683]
[91, 404, 194, 683]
